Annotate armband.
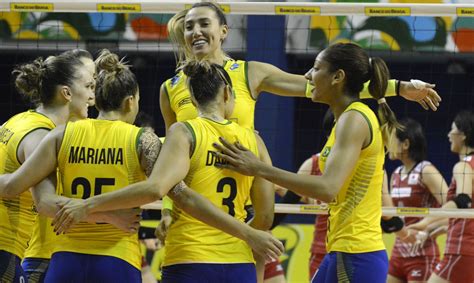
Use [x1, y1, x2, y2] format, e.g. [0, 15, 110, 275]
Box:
[162, 196, 174, 211]
[305, 81, 313, 98]
[453, 193, 472, 209]
[396, 80, 401, 96]
[381, 216, 404, 233]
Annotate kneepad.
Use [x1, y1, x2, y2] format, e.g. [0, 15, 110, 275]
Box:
[381, 216, 404, 233]
[453, 193, 472, 209]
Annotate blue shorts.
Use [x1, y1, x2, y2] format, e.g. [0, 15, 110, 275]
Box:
[162, 263, 257, 283]
[0, 250, 27, 283]
[22, 257, 50, 283]
[312, 250, 388, 283]
[44, 252, 141, 283]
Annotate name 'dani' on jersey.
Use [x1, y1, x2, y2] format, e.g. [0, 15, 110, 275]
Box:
[206, 150, 229, 167]
[68, 146, 124, 165]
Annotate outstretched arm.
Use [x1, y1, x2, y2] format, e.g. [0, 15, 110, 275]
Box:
[0, 126, 63, 198]
[33, 174, 141, 233]
[213, 111, 369, 203]
[248, 61, 440, 110]
[52, 124, 284, 259]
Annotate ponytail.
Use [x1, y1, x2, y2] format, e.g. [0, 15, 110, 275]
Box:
[368, 57, 403, 147]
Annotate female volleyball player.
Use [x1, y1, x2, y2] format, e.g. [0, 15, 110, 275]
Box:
[50, 60, 282, 283]
[160, 3, 440, 281]
[408, 110, 474, 283]
[386, 118, 448, 283]
[0, 49, 96, 282]
[0, 52, 283, 282]
[212, 42, 400, 282]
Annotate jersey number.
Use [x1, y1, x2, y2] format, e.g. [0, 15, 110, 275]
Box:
[71, 177, 115, 199]
[216, 177, 237, 217]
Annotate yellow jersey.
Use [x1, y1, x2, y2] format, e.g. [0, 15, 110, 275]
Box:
[163, 60, 256, 129]
[164, 117, 258, 266]
[0, 110, 55, 259]
[56, 119, 146, 269]
[319, 102, 385, 253]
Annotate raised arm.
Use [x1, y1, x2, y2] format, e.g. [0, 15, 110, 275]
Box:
[213, 111, 369, 203]
[248, 61, 440, 110]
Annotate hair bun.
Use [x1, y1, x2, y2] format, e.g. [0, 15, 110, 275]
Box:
[12, 57, 45, 103]
[95, 49, 128, 74]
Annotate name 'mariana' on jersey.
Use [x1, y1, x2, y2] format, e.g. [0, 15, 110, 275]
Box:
[68, 146, 124, 165]
[205, 150, 229, 167]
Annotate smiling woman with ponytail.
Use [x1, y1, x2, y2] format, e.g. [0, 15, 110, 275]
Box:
[213, 42, 401, 283]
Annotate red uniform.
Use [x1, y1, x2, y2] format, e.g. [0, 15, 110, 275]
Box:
[264, 257, 284, 280]
[434, 155, 474, 282]
[308, 154, 328, 279]
[389, 161, 441, 281]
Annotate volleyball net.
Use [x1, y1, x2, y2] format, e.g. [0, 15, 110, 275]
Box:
[1, 1, 473, 218]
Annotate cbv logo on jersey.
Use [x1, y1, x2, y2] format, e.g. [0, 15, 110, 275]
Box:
[408, 173, 420, 185]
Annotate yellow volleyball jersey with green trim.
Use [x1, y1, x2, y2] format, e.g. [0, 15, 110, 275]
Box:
[164, 60, 256, 129]
[319, 102, 385, 253]
[164, 117, 258, 266]
[56, 119, 146, 269]
[24, 170, 62, 259]
[0, 110, 55, 259]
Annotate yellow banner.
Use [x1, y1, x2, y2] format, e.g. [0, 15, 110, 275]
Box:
[10, 2, 53, 12]
[396, 207, 429, 215]
[300, 205, 327, 214]
[365, 7, 411, 16]
[96, 3, 141, 13]
[457, 8, 474, 17]
[275, 6, 321, 15]
[184, 4, 230, 14]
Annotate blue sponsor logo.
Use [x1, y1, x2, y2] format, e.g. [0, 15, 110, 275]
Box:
[170, 75, 180, 86]
[229, 63, 239, 71]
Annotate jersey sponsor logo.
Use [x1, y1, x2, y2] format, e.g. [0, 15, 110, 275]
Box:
[391, 187, 412, 198]
[408, 173, 419, 185]
[170, 75, 180, 87]
[321, 146, 331, 158]
[68, 146, 124, 165]
[229, 63, 239, 71]
[178, 97, 191, 108]
[205, 150, 229, 167]
[0, 127, 14, 145]
[411, 269, 422, 277]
